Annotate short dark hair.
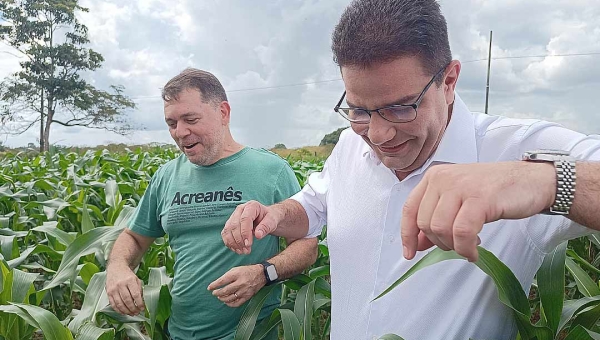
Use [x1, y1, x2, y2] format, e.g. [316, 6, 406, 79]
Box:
[162, 68, 228, 104]
[332, 0, 452, 79]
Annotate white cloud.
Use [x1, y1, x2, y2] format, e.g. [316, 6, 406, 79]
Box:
[2, 0, 600, 148]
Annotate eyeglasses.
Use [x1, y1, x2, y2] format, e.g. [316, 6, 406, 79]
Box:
[334, 66, 446, 124]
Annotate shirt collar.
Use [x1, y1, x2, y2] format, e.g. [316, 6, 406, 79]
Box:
[427, 93, 478, 165]
[362, 93, 478, 169]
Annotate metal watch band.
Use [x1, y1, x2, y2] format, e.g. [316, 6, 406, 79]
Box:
[551, 158, 576, 215]
[522, 150, 576, 215]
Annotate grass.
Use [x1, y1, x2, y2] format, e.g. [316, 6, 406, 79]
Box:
[270, 145, 334, 161]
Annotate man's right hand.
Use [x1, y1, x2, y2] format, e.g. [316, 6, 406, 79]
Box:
[222, 200, 280, 254]
[106, 264, 145, 316]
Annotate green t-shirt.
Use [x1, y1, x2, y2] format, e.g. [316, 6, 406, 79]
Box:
[129, 147, 300, 340]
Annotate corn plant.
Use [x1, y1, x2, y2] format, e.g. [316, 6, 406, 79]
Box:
[0, 147, 334, 339]
[0, 147, 177, 339]
[378, 239, 600, 339]
[5, 146, 600, 339]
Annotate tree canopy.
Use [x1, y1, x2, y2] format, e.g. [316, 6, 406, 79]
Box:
[319, 127, 347, 146]
[0, 0, 136, 152]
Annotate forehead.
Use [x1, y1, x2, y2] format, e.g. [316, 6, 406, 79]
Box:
[164, 88, 204, 107]
[164, 89, 213, 119]
[341, 57, 428, 108]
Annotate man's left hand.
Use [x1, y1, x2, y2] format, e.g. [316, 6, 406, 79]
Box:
[401, 161, 556, 262]
[207, 264, 266, 308]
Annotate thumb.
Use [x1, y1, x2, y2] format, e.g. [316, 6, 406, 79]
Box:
[255, 213, 278, 239]
[416, 232, 435, 251]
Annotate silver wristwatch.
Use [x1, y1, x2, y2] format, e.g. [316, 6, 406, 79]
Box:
[522, 150, 576, 215]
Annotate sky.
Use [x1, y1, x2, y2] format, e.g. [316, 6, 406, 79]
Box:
[1, 0, 599, 149]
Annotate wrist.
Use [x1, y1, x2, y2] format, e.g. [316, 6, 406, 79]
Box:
[107, 260, 127, 270]
[522, 150, 577, 215]
[254, 264, 267, 287]
[267, 204, 286, 233]
[107, 258, 136, 272]
[537, 162, 558, 210]
[260, 261, 279, 285]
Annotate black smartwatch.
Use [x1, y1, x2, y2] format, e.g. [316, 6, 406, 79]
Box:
[261, 261, 278, 285]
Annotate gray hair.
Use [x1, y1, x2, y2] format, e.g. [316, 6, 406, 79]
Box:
[162, 68, 228, 104]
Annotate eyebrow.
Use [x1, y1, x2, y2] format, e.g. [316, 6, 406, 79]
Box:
[165, 112, 199, 121]
[346, 92, 421, 109]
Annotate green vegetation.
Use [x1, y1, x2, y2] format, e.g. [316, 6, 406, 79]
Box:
[0, 145, 599, 339]
[0, 147, 329, 339]
[378, 239, 600, 339]
[319, 127, 347, 146]
[270, 145, 334, 162]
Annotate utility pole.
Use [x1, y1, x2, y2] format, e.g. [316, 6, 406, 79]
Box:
[484, 30, 493, 114]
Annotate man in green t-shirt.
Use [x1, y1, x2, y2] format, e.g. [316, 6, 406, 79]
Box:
[105, 68, 318, 340]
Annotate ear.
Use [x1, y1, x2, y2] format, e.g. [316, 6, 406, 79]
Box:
[219, 101, 231, 125]
[442, 60, 461, 105]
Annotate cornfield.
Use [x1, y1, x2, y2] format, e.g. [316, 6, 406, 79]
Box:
[0, 146, 598, 340]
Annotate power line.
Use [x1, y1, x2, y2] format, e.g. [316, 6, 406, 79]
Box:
[131, 51, 600, 100]
[227, 78, 341, 93]
[462, 51, 600, 63]
[131, 78, 343, 100]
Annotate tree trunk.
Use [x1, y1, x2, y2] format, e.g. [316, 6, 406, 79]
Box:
[39, 89, 45, 153]
[44, 98, 53, 153]
[43, 115, 51, 152]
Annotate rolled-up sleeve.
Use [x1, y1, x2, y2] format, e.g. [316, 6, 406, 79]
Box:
[291, 148, 338, 239]
[518, 122, 600, 253]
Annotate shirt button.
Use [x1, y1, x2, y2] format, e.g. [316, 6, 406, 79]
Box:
[388, 234, 395, 243]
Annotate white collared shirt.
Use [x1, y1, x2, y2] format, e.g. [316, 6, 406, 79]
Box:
[292, 94, 600, 340]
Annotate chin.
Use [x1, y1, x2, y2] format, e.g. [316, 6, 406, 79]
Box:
[380, 154, 418, 172]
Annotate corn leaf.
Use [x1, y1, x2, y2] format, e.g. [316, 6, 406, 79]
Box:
[248, 311, 282, 340]
[10, 269, 38, 304]
[105, 180, 121, 209]
[378, 335, 405, 340]
[566, 257, 600, 297]
[68, 272, 109, 334]
[376, 247, 553, 339]
[308, 265, 329, 279]
[235, 283, 281, 340]
[294, 279, 315, 340]
[144, 267, 172, 337]
[44, 207, 134, 291]
[559, 297, 600, 331]
[81, 202, 95, 234]
[571, 303, 600, 331]
[121, 323, 151, 340]
[0, 302, 74, 340]
[32, 222, 76, 247]
[79, 262, 100, 285]
[537, 242, 567, 334]
[76, 323, 115, 340]
[279, 308, 301, 340]
[97, 306, 149, 324]
[564, 325, 600, 340]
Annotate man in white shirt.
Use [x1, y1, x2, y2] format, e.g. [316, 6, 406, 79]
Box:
[221, 0, 600, 338]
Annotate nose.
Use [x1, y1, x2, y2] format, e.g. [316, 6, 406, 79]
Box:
[175, 123, 191, 139]
[366, 112, 395, 145]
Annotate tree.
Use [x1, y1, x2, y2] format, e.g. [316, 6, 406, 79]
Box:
[273, 143, 286, 149]
[0, 0, 136, 152]
[320, 127, 347, 146]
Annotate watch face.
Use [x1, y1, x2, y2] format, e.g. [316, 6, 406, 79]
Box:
[528, 149, 570, 156]
[523, 149, 570, 161]
[266, 265, 278, 281]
